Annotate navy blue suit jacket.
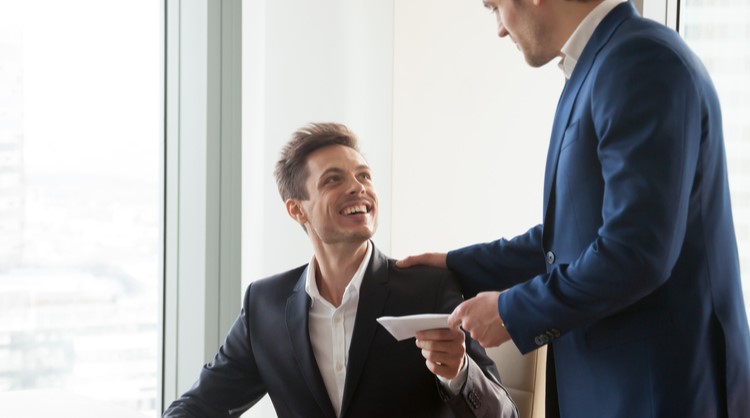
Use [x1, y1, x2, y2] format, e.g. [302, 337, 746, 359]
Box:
[447, 3, 750, 418]
[164, 245, 517, 418]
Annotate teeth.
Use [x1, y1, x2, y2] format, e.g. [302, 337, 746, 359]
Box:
[342, 205, 367, 215]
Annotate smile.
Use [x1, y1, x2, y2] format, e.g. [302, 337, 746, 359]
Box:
[340, 203, 372, 216]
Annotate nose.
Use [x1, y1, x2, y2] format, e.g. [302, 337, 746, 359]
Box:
[347, 176, 366, 194]
[497, 21, 509, 38]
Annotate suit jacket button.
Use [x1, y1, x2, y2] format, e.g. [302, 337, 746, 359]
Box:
[546, 251, 555, 264]
[535, 334, 549, 346]
[468, 391, 481, 409]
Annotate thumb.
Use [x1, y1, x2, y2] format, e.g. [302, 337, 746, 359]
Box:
[447, 304, 465, 329]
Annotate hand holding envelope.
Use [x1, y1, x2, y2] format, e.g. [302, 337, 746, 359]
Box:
[377, 314, 466, 380]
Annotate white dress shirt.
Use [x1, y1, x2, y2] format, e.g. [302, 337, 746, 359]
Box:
[559, 0, 628, 79]
[305, 243, 371, 417]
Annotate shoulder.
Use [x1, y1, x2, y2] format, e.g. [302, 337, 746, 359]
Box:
[589, 17, 708, 109]
[244, 264, 307, 300]
[385, 258, 462, 298]
[599, 17, 697, 75]
[388, 257, 458, 281]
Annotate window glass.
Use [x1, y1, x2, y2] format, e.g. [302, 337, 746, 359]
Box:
[0, 0, 162, 414]
[679, 0, 750, 322]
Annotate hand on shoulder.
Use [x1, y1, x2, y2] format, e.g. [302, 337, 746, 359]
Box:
[396, 252, 448, 269]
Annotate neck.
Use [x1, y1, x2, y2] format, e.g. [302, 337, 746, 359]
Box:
[312, 240, 369, 307]
[553, 0, 605, 53]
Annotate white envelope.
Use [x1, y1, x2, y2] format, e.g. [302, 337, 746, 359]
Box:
[376, 314, 451, 341]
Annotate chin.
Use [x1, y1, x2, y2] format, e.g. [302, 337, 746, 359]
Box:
[524, 51, 556, 68]
[352, 228, 376, 243]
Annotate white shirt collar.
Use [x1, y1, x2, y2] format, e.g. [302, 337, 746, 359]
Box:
[305, 241, 372, 308]
[558, 0, 628, 79]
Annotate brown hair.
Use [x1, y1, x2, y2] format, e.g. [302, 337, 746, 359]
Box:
[274, 122, 360, 201]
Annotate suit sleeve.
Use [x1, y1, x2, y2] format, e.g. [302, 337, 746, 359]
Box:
[447, 224, 546, 298]
[163, 284, 267, 418]
[435, 272, 519, 418]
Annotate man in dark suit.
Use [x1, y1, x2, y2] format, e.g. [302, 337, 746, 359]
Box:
[163, 123, 518, 418]
[398, 1, 750, 417]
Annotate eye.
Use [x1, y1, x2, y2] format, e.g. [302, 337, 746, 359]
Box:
[358, 172, 372, 182]
[323, 175, 341, 185]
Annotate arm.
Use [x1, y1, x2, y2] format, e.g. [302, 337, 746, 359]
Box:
[429, 272, 519, 418]
[397, 225, 546, 299]
[163, 284, 266, 418]
[442, 355, 518, 418]
[447, 224, 546, 297]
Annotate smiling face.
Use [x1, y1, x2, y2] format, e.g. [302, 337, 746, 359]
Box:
[287, 144, 378, 248]
[483, 0, 560, 67]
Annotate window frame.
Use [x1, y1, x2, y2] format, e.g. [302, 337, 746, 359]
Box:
[162, 0, 242, 410]
[641, 0, 679, 28]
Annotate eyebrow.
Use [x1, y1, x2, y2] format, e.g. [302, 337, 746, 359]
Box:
[318, 165, 371, 178]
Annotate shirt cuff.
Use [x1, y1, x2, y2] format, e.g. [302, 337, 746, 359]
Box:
[436, 354, 469, 396]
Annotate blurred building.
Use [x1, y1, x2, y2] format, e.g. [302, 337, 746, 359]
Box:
[0, 39, 24, 265]
[0, 269, 158, 413]
[680, 0, 750, 297]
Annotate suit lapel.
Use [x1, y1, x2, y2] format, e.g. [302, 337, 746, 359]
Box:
[339, 246, 390, 417]
[542, 2, 637, 231]
[286, 267, 337, 418]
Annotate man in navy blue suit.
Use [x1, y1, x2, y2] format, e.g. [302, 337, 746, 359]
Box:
[399, 1, 750, 417]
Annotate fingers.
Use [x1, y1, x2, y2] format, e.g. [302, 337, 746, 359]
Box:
[416, 328, 466, 379]
[423, 358, 463, 380]
[415, 328, 464, 342]
[448, 297, 483, 331]
[395, 252, 448, 269]
[447, 299, 470, 329]
[448, 292, 512, 348]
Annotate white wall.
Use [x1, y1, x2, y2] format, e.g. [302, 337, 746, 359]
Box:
[242, 0, 562, 416]
[391, 0, 562, 256]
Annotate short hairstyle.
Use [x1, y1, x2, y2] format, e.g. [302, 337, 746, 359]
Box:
[274, 122, 360, 201]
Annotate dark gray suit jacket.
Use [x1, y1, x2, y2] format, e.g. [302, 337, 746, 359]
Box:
[164, 245, 518, 418]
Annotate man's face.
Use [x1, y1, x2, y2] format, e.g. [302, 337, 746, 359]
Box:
[483, 0, 558, 67]
[290, 145, 378, 247]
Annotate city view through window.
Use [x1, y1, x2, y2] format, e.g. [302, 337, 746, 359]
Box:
[679, 0, 750, 323]
[0, 1, 162, 415]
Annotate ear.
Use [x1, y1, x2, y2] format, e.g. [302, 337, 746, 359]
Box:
[285, 199, 308, 225]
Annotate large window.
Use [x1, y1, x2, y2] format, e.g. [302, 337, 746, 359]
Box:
[677, 0, 750, 322]
[0, 1, 162, 415]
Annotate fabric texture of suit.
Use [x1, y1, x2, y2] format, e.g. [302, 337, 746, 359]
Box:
[164, 245, 518, 418]
[447, 3, 750, 418]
